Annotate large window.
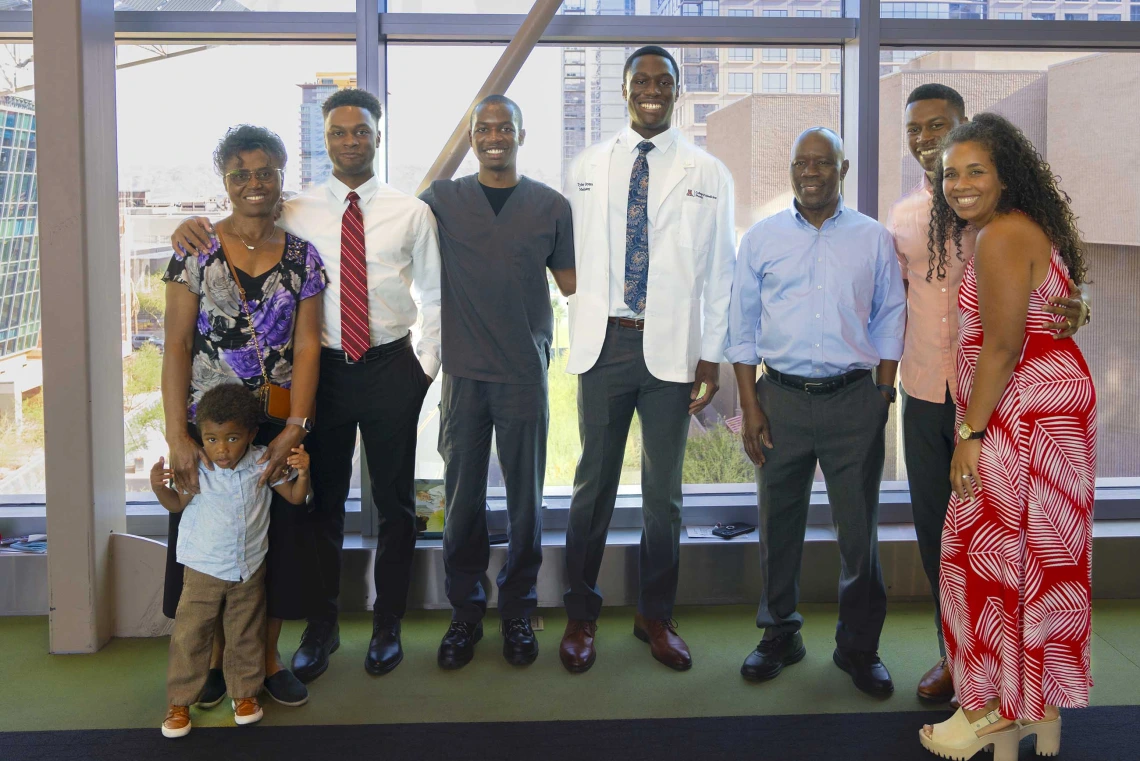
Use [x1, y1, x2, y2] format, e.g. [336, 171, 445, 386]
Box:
[878, 51, 1140, 479]
[115, 44, 356, 493]
[390, 43, 838, 486]
[0, 45, 41, 497]
[4, 0, 1133, 510]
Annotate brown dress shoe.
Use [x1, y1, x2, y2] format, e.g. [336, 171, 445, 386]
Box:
[917, 656, 955, 702]
[560, 618, 597, 674]
[633, 613, 692, 671]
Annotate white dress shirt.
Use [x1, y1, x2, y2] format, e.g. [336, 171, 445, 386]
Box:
[607, 126, 678, 319]
[281, 175, 443, 378]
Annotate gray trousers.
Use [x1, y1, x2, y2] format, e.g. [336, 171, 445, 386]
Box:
[439, 374, 547, 623]
[564, 322, 692, 621]
[754, 373, 890, 653]
[901, 383, 956, 657]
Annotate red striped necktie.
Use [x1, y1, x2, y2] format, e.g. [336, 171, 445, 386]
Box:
[339, 190, 370, 361]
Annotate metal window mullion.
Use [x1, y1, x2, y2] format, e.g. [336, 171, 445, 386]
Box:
[844, 0, 881, 218]
[379, 13, 853, 46]
[355, 0, 382, 538]
[111, 10, 356, 42]
[881, 19, 1140, 50]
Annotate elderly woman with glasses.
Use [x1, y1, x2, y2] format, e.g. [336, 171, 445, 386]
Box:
[159, 125, 327, 708]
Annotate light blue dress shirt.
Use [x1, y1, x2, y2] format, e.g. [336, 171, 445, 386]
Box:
[176, 444, 291, 583]
[726, 198, 906, 378]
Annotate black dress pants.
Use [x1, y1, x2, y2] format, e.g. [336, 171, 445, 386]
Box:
[306, 336, 430, 622]
[901, 383, 957, 656]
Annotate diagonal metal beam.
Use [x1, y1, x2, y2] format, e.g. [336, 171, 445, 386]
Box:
[414, 0, 562, 196]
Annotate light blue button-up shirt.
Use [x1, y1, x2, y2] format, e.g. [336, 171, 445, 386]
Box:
[176, 444, 287, 583]
[726, 198, 906, 378]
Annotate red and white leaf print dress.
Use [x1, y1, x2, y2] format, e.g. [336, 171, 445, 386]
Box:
[941, 248, 1096, 721]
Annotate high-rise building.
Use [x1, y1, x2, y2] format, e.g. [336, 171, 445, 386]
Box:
[298, 72, 357, 190]
[560, 1, 651, 180]
[0, 95, 39, 361]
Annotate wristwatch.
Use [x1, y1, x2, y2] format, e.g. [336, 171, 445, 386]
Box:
[286, 416, 313, 433]
[957, 422, 985, 441]
[877, 384, 897, 403]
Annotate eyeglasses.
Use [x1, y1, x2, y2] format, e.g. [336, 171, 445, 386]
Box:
[224, 167, 284, 186]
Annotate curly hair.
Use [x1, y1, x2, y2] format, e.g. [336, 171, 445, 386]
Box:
[195, 383, 261, 433]
[212, 124, 287, 177]
[927, 112, 1086, 285]
[322, 88, 382, 121]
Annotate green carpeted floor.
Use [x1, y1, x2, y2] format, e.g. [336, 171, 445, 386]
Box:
[2, 601, 1139, 733]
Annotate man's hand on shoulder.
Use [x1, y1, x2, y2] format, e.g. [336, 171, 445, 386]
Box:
[171, 217, 216, 258]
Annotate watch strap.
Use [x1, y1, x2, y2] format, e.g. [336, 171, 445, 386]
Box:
[286, 416, 312, 432]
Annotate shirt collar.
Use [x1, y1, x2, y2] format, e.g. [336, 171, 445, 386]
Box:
[619, 125, 677, 156]
[920, 173, 934, 194]
[790, 194, 846, 225]
[327, 174, 379, 206]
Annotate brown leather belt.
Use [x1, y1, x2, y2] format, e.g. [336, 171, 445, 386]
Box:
[607, 316, 645, 331]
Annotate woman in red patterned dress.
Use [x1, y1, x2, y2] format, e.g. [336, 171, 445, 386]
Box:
[917, 113, 1096, 761]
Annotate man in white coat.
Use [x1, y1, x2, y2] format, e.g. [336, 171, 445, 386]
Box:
[558, 45, 736, 674]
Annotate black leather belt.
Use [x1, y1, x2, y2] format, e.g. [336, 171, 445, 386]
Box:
[608, 316, 645, 331]
[763, 366, 870, 395]
[322, 333, 411, 364]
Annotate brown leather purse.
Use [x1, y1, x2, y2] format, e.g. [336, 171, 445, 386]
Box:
[221, 245, 291, 424]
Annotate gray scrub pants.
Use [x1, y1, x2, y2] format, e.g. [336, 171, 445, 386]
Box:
[439, 374, 547, 623]
[754, 372, 891, 653]
[563, 322, 692, 621]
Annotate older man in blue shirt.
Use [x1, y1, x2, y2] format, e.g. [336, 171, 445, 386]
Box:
[728, 127, 905, 697]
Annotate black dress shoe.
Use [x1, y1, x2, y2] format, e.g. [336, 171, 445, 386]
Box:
[502, 618, 538, 666]
[365, 614, 404, 676]
[290, 620, 340, 684]
[741, 631, 806, 681]
[437, 620, 483, 670]
[833, 648, 894, 697]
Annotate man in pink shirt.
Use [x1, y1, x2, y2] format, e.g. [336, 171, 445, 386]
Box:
[886, 83, 1089, 705]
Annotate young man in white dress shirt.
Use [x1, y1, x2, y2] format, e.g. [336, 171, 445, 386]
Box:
[172, 89, 441, 682]
[559, 46, 736, 674]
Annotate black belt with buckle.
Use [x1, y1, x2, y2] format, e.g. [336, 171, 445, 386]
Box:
[607, 316, 645, 331]
[763, 366, 870, 395]
[322, 333, 411, 364]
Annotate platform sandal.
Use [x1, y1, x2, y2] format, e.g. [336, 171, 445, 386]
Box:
[1018, 715, 1061, 757]
[918, 708, 1020, 761]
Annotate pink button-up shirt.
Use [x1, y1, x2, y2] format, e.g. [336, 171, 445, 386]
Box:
[886, 175, 977, 405]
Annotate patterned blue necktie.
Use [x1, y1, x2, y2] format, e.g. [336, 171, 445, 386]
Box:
[624, 140, 655, 314]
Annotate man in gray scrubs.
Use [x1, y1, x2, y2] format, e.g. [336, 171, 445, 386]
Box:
[420, 95, 576, 670]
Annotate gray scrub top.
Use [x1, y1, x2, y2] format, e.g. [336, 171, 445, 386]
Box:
[420, 174, 575, 385]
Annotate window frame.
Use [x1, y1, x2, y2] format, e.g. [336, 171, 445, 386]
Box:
[0, 2, 1136, 529]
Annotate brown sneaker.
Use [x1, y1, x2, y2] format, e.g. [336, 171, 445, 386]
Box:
[161, 704, 191, 739]
[917, 656, 955, 702]
[232, 697, 263, 726]
[559, 618, 597, 674]
[633, 613, 692, 671]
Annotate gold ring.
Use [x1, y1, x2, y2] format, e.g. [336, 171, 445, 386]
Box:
[961, 474, 969, 479]
[1065, 318, 1074, 331]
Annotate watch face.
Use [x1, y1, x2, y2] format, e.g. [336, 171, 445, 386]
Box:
[958, 423, 972, 440]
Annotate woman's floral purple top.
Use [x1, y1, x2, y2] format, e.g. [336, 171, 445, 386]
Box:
[163, 233, 327, 421]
